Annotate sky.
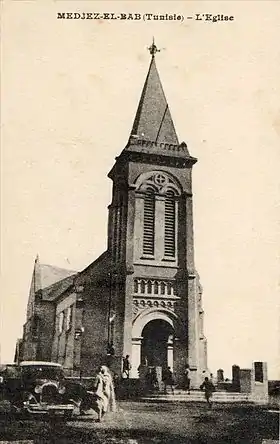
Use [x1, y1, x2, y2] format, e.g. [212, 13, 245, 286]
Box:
[1, 1, 280, 379]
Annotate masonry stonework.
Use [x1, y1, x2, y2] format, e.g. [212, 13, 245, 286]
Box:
[18, 49, 208, 388]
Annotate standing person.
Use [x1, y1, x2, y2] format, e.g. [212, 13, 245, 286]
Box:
[93, 365, 117, 421]
[144, 367, 153, 392]
[107, 342, 115, 357]
[184, 365, 191, 394]
[200, 377, 215, 408]
[122, 355, 131, 379]
[162, 367, 175, 394]
[151, 367, 159, 391]
[106, 342, 115, 368]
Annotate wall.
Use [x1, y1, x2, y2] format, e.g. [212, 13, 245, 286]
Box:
[120, 158, 206, 386]
[21, 318, 37, 360]
[250, 361, 269, 404]
[75, 253, 112, 376]
[21, 297, 55, 362]
[240, 369, 251, 393]
[35, 300, 56, 361]
[51, 292, 76, 371]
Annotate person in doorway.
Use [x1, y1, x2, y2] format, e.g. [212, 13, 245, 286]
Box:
[122, 355, 132, 379]
[106, 342, 115, 368]
[144, 367, 153, 392]
[184, 365, 191, 394]
[162, 367, 175, 394]
[200, 376, 215, 408]
[151, 367, 159, 391]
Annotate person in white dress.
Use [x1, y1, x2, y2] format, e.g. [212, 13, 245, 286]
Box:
[94, 365, 116, 421]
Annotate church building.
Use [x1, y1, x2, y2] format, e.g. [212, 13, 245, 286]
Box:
[18, 42, 208, 388]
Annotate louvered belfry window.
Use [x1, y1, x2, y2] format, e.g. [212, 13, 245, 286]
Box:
[143, 190, 155, 255]
[164, 190, 176, 257]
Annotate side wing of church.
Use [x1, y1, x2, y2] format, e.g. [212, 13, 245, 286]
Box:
[18, 46, 207, 388]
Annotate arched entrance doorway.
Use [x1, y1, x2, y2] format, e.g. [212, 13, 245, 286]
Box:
[131, 309, 182, 378]
[141, 319, 174, 368]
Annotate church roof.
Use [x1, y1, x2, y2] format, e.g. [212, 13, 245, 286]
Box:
[39, 263, 77, 290]
[42, 251, 110, 301]
[42, 274, 77, 301]
[130, 56, 179, 146]
[31, 255, 77, 294]
[124, 49, 193, 160]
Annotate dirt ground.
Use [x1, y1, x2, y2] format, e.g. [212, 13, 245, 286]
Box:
[0, 401, 279, 443]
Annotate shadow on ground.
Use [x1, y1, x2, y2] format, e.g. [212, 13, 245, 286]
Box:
[0, 403, 278, 444]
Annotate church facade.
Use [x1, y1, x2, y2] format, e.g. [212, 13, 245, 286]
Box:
[18, 45, 208, 388]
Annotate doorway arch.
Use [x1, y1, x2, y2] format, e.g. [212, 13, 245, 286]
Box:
[141, 319, 173, 368]
[131, 309, 184, 377]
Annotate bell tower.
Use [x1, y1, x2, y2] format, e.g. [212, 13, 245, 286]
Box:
[107, 42, 207, 387]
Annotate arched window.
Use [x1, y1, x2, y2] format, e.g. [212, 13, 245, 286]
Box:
[164, 190, 176, 257]
[143, 189, 155, 256]
[58, 312, 64, 335]
[65, 306, 73, 332]
[134, 171, 180, 263]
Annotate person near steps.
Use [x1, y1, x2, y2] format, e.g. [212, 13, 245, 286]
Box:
[184, 365, 191, 394]
[200, 376, 215, 408]
[122, 355, 132, 379]
[162, 367, 175, 394]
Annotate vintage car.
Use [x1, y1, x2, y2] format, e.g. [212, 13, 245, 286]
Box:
[0, 361, 75, 418]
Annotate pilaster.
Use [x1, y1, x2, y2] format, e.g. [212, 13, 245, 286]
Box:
[133, 191, 144, 262]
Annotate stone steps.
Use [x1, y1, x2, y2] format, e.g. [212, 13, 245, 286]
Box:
[141, 390, 251, 403]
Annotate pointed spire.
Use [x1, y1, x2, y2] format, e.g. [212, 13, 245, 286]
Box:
[130, 41, 179, 146]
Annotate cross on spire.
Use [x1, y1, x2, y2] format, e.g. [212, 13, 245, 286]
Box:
[130, 40, 179, 146]
[148, 37, 160, 58]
